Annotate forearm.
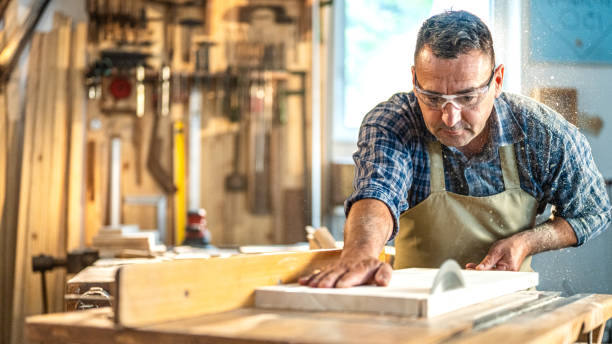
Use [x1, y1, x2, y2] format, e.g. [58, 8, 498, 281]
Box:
[471, 216, 579, 271]
[518, 216, 578, 256]
[342, 199, 394, 259]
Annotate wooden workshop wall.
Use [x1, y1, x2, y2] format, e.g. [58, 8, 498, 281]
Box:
[84, 81, 175, 245]
[82, 0, 316, 248]
[83, 3, 175, 247]
[200, 0, 313, 246]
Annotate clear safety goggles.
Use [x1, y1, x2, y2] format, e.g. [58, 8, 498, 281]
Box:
[414, 67, 496, 110]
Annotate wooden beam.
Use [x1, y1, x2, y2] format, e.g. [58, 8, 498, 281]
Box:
[46, 13, 71, 312]
[115, 249, 341, 327]
[66, 22, 88, 251]
[11, 31, 42, 344]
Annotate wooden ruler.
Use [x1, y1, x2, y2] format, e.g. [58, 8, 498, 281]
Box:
[115, 249, 341, 327]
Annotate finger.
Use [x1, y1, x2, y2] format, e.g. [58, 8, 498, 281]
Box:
[335, 263, 380, 288]
[316, 268, 348, 288]
[298, 268, 323, 285]
[307, 269, 333, 287]
[476, 252, 502, 270]
[493, 263, 509, 271]
[465, 263, 477, 270]
[298, 274, 315, 285]
[374, 263, 392, 286]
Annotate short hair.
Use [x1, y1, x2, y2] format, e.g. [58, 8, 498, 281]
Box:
[415, 10, 495, 67]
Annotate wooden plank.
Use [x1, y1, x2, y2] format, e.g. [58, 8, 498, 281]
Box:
[255, 269, 539, 318]
[26, 292, 612, 344]
[0, 53, 11, 344]
[46, 13, 71, 312]
[26, 28, 57, 315]
[0, 90, 5, 228]
[11, 31, 43, 344]
[115, 249, 342, 327]
[12, 15, 73, 340]
[66, 22, 88, 251]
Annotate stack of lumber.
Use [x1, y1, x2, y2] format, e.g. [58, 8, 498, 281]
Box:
[2, 14, 88, 344]
[91, 225, 156, 257]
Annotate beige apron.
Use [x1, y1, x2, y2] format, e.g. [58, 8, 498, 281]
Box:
[394, 141, 538, 271]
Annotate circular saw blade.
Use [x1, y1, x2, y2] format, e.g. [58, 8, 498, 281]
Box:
[430, 259, 466, 294]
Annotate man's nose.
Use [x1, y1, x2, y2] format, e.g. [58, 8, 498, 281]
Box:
[441, 102, 462, 127]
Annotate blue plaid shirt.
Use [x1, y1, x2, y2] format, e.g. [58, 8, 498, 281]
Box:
[345, 91, 611, 246]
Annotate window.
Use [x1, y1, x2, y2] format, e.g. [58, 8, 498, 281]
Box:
[331, 0, 492, 157]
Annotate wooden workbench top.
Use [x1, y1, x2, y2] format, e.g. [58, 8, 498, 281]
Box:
[26, 291, 612, 344]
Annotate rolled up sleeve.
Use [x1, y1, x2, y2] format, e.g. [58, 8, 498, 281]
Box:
[344, 107, 412, 242]
[545, 130, 611, 246]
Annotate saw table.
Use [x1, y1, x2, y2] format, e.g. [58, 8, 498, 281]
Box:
[26, 249, 612, 344]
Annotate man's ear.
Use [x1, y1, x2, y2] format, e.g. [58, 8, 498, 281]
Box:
[411, 65, 416, 88]
[494, 64, 505, 98]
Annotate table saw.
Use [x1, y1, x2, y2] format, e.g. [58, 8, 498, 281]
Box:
[26, 249, 612, 343]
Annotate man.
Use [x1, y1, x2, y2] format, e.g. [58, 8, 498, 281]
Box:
[300, 10, 611, 288]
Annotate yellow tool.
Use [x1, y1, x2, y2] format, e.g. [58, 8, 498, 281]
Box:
[173, 120, 186, 245]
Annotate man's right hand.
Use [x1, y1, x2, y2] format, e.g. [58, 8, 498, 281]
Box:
[301, 198, 394, 288]
[298, 254, 392, 288]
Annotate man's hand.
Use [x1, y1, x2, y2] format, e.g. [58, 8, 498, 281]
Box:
[298, 198, 394, 288]
[466, 217, 578, 271]
[465, 236, 529, 271]
[298, 254, 392, 288]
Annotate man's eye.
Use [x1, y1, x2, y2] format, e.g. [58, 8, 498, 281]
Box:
[458, 95, 478, 105]
[425, 95, 441, 104]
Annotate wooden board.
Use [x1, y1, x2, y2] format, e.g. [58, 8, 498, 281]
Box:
[256, 268, 538, 318]
[66, 21, 88, 251]
[25, 292, 612, 344]
[115, 249, 341, 327]
[11, 31, 44, 344]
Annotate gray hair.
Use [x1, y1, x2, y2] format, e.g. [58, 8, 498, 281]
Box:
[415, 10, 495, 67]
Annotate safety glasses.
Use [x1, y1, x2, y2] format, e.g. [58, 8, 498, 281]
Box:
[414, 67, 496, 110]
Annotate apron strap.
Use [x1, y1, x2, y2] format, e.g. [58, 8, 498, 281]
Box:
[427, 141, 446, 192]
[499, 144, 521, 189]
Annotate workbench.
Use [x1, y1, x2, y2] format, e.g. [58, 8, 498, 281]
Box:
[25, 250, 612, 344]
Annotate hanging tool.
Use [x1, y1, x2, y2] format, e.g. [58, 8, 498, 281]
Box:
[147, 115, 177, 194]
[225, 126, 247, 192]
[131, 65, 146, 185]
[146, 65, 177, 194]
[160, 65, 170, 116]
[188, 41, 214, 208]
[173, 120, 187, 245]
[224, 66, 247, 192]
[247, 69, 272, 214]
[147, 112, 177, 194]
[135, 65, 146, 117]
[177, 14, 204, 65]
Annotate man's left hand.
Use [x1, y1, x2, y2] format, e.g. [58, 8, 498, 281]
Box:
[465, 235, 529, 271]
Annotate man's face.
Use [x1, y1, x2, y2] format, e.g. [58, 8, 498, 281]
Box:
[412, 47, 503, 151]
